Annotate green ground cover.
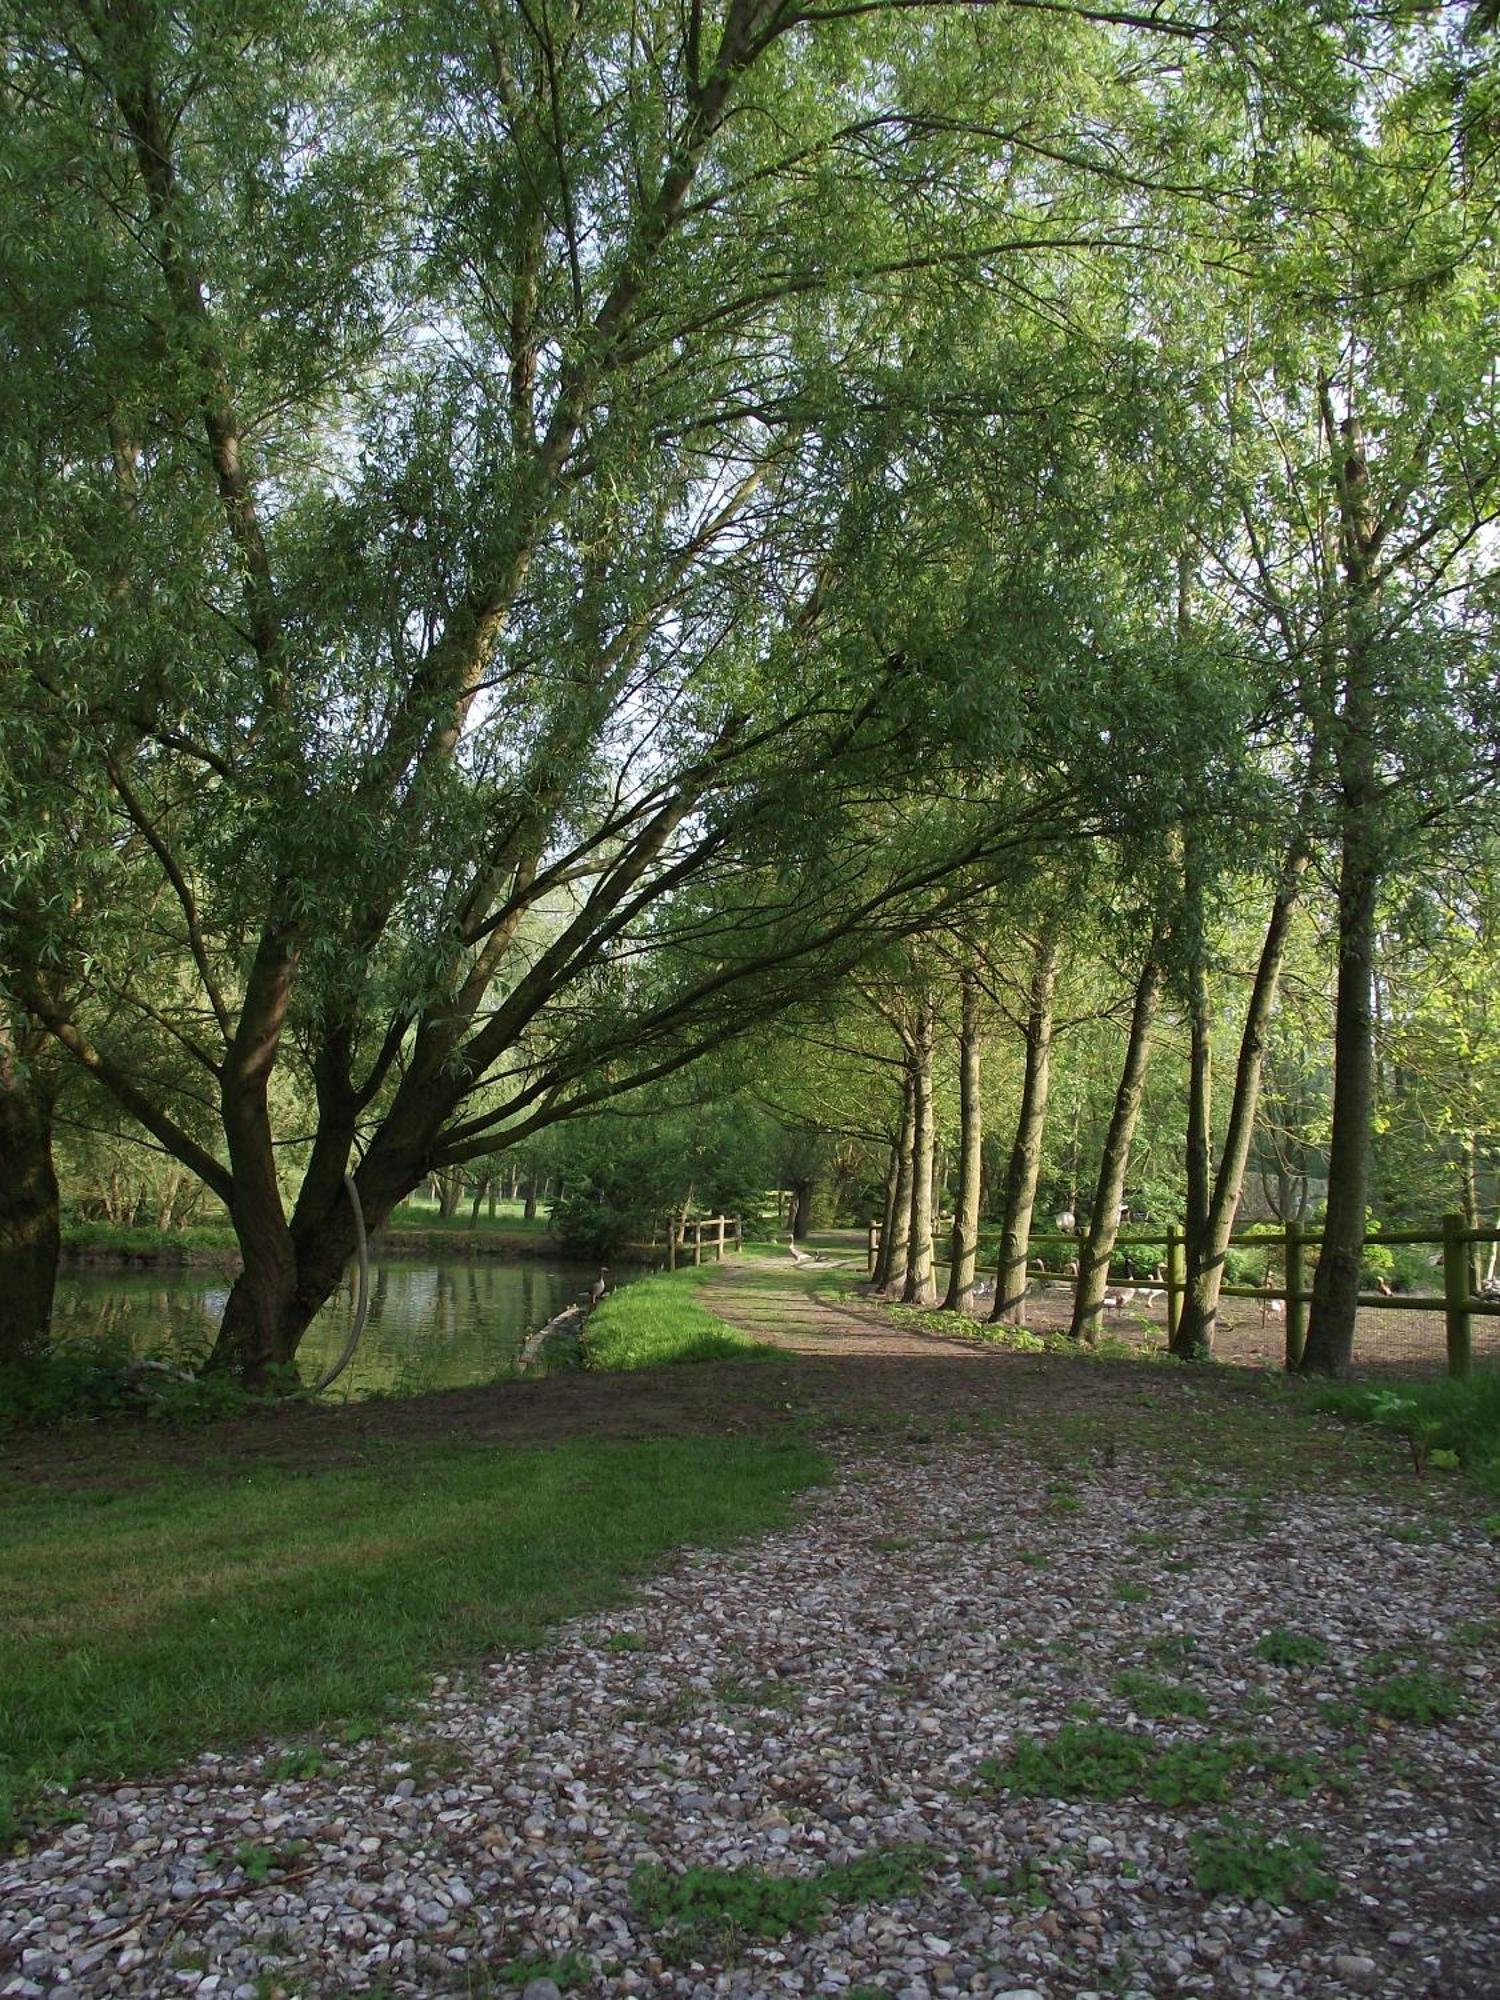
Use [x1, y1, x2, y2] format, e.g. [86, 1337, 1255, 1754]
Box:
[0, 1428, 823, 1838]
[1317, 1372, 1500, 1496]
[584, 1267, 779, 1370]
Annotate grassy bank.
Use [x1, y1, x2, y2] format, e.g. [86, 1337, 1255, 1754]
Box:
[1318, 1370, 1500, 1496]
[0, 1428, 823, 1837]
[585, 1266, 779, 1370]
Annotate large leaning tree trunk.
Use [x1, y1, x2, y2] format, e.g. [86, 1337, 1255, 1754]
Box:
[1171, 817, 1313, 1358]
[1302, 404, 1383, 1379]
[990, 934, 1060, 1326]
[0, 1011, 60, 1365]
[1070, 939, 1165, 1343]
[901, 998, 939, 1306]
[941, 968, 984, 1313]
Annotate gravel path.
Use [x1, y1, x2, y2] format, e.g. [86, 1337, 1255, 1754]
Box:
[3, 1271, 1498, 2000]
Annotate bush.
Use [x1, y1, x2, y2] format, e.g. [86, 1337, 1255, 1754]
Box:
[0, 1336, 273, 1430]
[1317, 1371, 1500, 1493]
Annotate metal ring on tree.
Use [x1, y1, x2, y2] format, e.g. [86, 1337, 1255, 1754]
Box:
[310, 1172, 371, 1393]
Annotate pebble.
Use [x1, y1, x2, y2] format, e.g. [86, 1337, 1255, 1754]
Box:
[2, 1431, 1496, 1998]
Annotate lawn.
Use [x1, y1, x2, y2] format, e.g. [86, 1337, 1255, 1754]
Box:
[0, 1426, 823, 1836]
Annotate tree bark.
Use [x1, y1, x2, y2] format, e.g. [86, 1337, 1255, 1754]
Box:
[990, 935, 1060, 1325]
[1172, 823, 1313, 1358]
[523, 1174, 539, 1221]
[0, 1017, 60, 1365]
[1302, 401, 1381, 1380]
[872, 1081, 912, 1289]
[874, 1072, 915, 1290]
[1071, 943, 1165, 1342]
[941, 970, 984, 1312]
[901, 1000, 938, 1304]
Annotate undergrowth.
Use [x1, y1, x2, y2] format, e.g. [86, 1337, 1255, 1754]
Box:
[630, 1844, 934, 1951]
[1316, 1372, 1500, 1493]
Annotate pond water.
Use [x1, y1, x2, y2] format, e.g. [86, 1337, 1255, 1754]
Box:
[50, 1257, 612, 1399]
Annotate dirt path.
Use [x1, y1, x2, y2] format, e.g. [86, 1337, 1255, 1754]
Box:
[702, 1257, 998, 1360]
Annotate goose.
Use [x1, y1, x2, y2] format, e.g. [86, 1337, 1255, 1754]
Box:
[588, 1267, 610, 1307]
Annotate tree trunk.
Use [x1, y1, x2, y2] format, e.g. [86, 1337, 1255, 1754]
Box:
[0, 1019, 60, 1365]
[1173, 825, 1312, 1358]
[1302, 402, 1381, 1381]
[1299, 831, 1379, 1375]
[941, 970, 983, 1313]
[789, 1178, 816, 1241]
[523, 1174, 539, 1221]
[902, 999, 938, 1305]
[1071, 944, 1165, 1342]
[1461, 1135, 1483, 1298]
[437, 1172, 463, 1219]
[875, 1072, 915, 1290]
[991, 936, 1060, 1325]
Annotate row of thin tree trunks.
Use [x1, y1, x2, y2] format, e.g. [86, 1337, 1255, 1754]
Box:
[869, 831, 1335, 1366]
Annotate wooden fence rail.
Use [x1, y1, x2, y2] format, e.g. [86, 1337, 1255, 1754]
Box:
[619, 1215, 742, 1267]
[868, 1214, 1498, 1378]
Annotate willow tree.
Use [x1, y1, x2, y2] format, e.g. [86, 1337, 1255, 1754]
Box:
[11, 0, 1232, 1376]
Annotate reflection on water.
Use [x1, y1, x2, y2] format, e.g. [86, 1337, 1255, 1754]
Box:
[49, 1258, 607, 1399]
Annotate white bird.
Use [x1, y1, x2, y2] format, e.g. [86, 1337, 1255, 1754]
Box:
[588, 1267, 610, 1307]
[1056, 1210, 1077, 1235]
[1103, 1287, 1137, 1314]
[787, 1238, 815, 1266]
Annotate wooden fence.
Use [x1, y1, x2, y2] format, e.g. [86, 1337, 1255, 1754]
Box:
[868, 1215, 1500, 1379]
[620, 1215, 743, 1268]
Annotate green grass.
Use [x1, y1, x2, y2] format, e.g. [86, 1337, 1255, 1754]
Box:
[629, 1843, 934, 1950]
[981, 1723, 1329, 1810]
[62, 1220, 239, 1257]
[0, 1428, 823, 1837]
[1189, 1822, 1336, 1903]
[584, 1267, 778, 1370]
[1316, 1370, 1500, 1492]
[1255, 1627, 1329, 1669]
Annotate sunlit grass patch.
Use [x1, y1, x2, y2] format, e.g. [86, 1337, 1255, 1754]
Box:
[0, 1428, 823, 1837]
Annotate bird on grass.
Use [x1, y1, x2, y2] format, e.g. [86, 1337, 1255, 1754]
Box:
[588, 1267, 610, 1307]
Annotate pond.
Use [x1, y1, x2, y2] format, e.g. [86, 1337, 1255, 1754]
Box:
[49, 1256, 614, 1400]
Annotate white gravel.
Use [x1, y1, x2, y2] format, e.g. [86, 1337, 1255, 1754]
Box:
[2, 1431, 1497, 1999]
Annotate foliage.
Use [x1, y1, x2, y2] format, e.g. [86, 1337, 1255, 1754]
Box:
[982, 1723, 1329, 1810]
[1357, 1669, 1465, 1726]
[0, 1429, 824, 1837]
[0, 1335, 262, 1431]
[1112, 1670, 1208, 1721]
[1254, 1629, 1329, 1669]
[1188, 1823, 1336, 1904]
[1316, 1373, 1500, 1492]
[629, 1844, 934, 1949]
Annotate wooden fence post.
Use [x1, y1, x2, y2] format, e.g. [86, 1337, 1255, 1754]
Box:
[1443, 1212, 1472, 1381]
[867, 1220, 880, 1274]
[692, 1219, 702, 1266]
[1283, 1217, 1307, 1372]
[667, 1219, 677, 1271]
[716, 1216, 726, 1262]
[1165, 1223, 1183, 1341]
[733, 1215, 743, 1254]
